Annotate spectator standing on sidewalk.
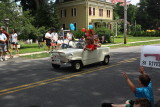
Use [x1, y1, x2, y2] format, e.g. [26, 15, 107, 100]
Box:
[123, 66, 154, 107]
[11, 29, 19, 56]
[1, 27, 13, 58]
[51, 29, 58, 50]
[0, 29, 7, 61]
[51, 29, 58, 43]
[45, 29, 52, 52]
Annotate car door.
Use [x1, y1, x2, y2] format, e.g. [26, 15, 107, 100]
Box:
[82, 49, 98, 65]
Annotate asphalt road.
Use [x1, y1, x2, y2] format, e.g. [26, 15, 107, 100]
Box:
[0, 46, 160, 107]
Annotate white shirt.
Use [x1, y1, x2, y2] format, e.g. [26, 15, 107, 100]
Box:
[67, 33, 73, 40]
[64, 39, 69, 44]
[57, 40, 64, 44]
[45, 32, 51, 39]
[51, 32, 58, 42]
[11, 33, 18, 42]
[0, 33, 7, 41]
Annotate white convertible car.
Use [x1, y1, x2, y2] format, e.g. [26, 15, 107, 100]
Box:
[50, 42, 110, 71]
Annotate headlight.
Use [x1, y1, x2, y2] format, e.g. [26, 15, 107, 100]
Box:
[60, 53, 65, 56]
[67, 54, 73, 59]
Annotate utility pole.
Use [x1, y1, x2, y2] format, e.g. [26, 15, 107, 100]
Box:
[124, 0, 127, 44]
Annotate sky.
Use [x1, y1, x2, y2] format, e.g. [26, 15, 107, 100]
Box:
[130, 0, 140, 5]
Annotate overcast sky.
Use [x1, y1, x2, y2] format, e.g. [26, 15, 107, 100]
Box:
[131, 0, 140, 5]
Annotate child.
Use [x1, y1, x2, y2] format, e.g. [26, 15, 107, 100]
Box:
[123, 66, 154, 107]
[84, 36, 96, 51]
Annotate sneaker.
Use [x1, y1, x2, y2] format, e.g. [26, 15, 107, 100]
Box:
[2, 57, 8, 61]
[0, 58, 3, 61]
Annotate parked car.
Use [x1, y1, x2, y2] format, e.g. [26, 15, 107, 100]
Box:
[50, 42, 110, 71]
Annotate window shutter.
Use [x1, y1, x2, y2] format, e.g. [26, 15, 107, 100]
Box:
[72, 8, 73, 16]
[74, 8, 76, 16]
[89, 7, 91, 15]
[65, 9, 66, 17]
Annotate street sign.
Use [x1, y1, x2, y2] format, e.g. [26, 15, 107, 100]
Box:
[140, 45, 160, 68]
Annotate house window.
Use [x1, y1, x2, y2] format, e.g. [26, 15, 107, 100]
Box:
[93, 8, 95, 16]
[74, 23, 76, 30]
[62, 24, 65, 30]
[89, 7, 95, 16]
[99, 9, 103, 16]
[61, 9, 66, 17]
[107, 10, 110, 17]
[72, 8, 76, 16]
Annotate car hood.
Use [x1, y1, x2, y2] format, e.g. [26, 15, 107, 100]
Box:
[52, 48, 83, 54]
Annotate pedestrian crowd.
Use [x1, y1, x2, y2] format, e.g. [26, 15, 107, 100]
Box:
[43, 28, 102, 52]
[0, 27, 19, 62]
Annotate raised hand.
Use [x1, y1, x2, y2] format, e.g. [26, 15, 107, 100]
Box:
[139, 66, 145, 74]
[123, 72, 129, 80]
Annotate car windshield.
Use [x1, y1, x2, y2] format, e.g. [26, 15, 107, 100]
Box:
[61, 40, 85, 49]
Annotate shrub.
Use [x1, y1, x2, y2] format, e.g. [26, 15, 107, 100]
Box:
[95, 27, 114, 43]
[72, 29, 85, 39]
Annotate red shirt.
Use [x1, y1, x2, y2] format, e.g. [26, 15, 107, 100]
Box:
[86, 44, 96, 50]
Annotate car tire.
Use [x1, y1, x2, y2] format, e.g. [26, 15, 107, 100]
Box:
[103, 55, 110, 65]
[71, 61, 83, 71]
[52, 64, 60, 69]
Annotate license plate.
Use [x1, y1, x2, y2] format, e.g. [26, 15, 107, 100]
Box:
[53, 59, 60, 64]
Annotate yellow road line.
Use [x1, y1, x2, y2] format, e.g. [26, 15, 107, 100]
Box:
[0, 57, 139, 96]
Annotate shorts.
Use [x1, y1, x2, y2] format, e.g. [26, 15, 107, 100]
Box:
[0, 43, 7, 52]
[46, 39, 51, 46]
[11, 42, 18, 45]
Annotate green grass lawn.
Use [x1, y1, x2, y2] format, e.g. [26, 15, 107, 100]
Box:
[20, 53, 50, 59]
[108, 40, 160, 48]
[11, 42, 47, 55]
[113, 36, 160, 43]
[11, 36, 160, 59]
[15, 37, 160, 54]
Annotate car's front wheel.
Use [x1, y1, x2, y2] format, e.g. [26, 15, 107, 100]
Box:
[52, 64, 60, 69]
[71, 61, 83, 71]
[103, 55, 110, 65]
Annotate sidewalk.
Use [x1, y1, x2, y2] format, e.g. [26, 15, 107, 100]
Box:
[12, 39, 160, 58]
[12, 51, 48, 58]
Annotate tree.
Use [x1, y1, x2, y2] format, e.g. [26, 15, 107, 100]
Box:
[20, 0, 61, 29]
[146, 0, 160, 29]
[127, 4, 137, 25]
[113, 3, 138, 34]
[136, 0, 160, 30]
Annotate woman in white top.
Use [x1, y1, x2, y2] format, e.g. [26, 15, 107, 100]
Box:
[66, 31, 75, 41]
[11, 29, 19, 55]
[51, 30, 58, 43]
[0, 29, 7, 61]
[57, 36, 64, 49]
